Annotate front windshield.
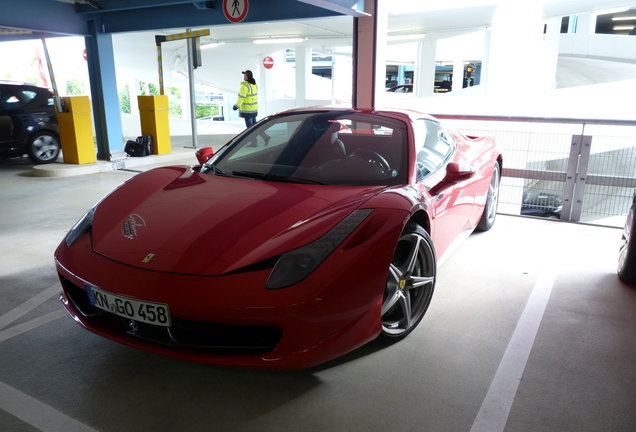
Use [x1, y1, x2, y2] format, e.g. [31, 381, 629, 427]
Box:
[207, 111, 408, 186]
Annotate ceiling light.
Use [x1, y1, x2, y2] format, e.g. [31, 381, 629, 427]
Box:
[388, 33, 426, 41]
[201, 42, 224, 49]
[253, 37, 305, 45]
[612, 16, 636, 21]
[613, 25, 635, 31]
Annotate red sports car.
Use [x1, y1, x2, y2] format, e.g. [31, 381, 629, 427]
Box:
[55, 108, 501, 369]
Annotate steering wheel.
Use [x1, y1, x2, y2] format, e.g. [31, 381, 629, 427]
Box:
[352, 149, 391, 174]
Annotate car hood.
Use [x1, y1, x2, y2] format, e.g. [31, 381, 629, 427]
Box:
[91, 166, 384, 276]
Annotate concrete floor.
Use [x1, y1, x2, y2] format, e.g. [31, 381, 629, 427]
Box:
[1, 151, 635, 432]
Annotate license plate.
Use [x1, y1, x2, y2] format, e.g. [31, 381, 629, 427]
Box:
[85, 284, 171, 327]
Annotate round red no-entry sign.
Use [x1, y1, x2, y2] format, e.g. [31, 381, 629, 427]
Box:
[263, 56, 274, 69]
[223, 0, 248, 23]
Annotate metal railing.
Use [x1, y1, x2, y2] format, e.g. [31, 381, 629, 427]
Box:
[435, 115, 636, 227]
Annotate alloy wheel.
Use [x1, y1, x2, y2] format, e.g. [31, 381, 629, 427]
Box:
[381, 228, 435, 338]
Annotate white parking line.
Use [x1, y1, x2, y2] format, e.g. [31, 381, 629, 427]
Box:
[0, 380, 99, 432]
[0, 309, 67, 344]
[470, 269, 557, 432]
[0, 283, 60, 330]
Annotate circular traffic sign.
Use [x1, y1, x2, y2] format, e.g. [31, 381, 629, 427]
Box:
[263, 56, 274, 69]
[223, 0, 249, 23]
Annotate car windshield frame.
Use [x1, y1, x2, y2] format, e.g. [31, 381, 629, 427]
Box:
[206, 111, 409, 187]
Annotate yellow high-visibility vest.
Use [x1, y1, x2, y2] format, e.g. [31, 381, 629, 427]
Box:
[235, 81, 258, 114]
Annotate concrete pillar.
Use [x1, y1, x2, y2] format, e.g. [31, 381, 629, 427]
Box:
[576, 12, 597, 35]
[295, 46, 311, 107]
[486, 0, 549, 94]
[539, 17, 561, 90]
[259, 55, 270, 117]
[415, 38, 436, 97]
[332, 52, 353, 104]
[353, 0, 388, 109]
[452, 58, 464, 92]
[481, 29, 492, 88]
[85, 19, 124, 159]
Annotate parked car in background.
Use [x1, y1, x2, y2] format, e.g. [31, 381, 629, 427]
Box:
[387, 84, 413, 93]
[521, 190, 563, 219]
[0, 81, 60, 164]
[55, 108, 501, 369]
[618, 190, 636, 284]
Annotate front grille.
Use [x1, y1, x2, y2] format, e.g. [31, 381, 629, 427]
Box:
[59, 274, 282, 355]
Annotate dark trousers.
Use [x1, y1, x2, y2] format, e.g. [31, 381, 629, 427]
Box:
[243, 114, 257, 127]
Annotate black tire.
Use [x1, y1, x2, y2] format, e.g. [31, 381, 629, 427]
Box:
[618, 204, 636, 284]
[476, 163, 500, 232]
[380, 223, 436, 340]
[27, 131, 60, 164]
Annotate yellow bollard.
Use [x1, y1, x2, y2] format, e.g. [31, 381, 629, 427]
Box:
[138, 95, 171, 155]
[56, 96, 96, 164]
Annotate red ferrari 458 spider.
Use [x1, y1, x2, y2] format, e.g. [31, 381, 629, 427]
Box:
[55, 108, 501, 369]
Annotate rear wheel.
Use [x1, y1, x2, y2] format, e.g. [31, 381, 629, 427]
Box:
[476, 163, 500, 232]
[381, 223, 436, 340]
[28, 131, 60, 164]
[618, 204, 636, 284]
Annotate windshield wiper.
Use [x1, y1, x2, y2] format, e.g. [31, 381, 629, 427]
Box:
[231, 170, 325, 185]
[204, 163, 226, 176]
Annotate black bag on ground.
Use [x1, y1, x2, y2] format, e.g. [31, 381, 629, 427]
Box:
[124, 136, 153, 157]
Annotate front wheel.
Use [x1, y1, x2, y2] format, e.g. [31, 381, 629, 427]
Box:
[476, 162, 500, 232]
[381, 223, 436, 340]
[28, 131, 60, 164]
[618, 203, 636, 284]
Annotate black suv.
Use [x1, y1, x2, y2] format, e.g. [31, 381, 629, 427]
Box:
[0, 81, 60, 164]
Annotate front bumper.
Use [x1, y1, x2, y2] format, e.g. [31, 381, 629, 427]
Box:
[55, 218, 401, 369]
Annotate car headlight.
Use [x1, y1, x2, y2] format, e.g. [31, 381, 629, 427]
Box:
[64, 206, 97, 247]
[266, 209, 373, 289]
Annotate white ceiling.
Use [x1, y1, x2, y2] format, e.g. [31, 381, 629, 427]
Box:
[176, 0, 636, 44]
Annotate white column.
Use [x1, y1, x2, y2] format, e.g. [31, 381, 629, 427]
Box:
[486, 0, 547, 94]
[539, 17, 561, 90]
[576, 12, 597, 35]
[295, 46, 311, 107]
[452, 58, 464, 92]
[373, 0, 388, 107]
[258, 54, 269, 117]
[415, 38, 436, 97]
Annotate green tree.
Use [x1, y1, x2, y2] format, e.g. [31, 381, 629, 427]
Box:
[119, 84, 131, 114]
[65, 79, 84, 95]
[148, 82, 160, 95]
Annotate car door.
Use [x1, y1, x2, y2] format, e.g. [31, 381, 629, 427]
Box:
[414, 119, 476, 258]
[0, 86, 29, 150]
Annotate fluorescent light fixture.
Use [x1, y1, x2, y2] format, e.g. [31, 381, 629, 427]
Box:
[613, 25, 635, 30]
[253, 37, 305, 45]
[388, 33, 426, 41]
[201, 42, 224, 49]
[612, 16, 636, 21]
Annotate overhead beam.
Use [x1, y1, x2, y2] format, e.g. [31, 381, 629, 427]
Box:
[0, 0, 87, 36]
[74, 0, 213, 14]
[296, 0, 369, 17]
[80, 0, 341, 33]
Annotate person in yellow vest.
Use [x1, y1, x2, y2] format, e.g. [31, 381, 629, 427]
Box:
[233, 70, 258, 127]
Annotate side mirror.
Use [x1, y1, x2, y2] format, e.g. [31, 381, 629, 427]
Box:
[445, 162, 475, 181]
[430, 162, 475, 196]
[195, 147, 214, 165]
